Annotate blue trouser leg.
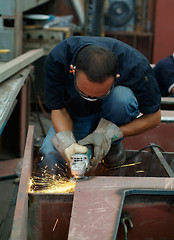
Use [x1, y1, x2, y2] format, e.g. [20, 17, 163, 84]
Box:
[38, 86, 140, 174]
[101, 86, 140, 125]
[101, 85, 140, 145]
[38, 114, 101, 174]
[38, 126, 70, 176]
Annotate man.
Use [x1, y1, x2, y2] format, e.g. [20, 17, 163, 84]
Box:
[38, 36, 161, 176]
[153, 53, 174, 97]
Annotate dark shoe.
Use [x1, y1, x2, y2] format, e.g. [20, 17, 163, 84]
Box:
[104, 142, 126, 168]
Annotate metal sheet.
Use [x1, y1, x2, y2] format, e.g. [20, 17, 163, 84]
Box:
[0, 68, 31, 134]
[68, 177, 174, 240]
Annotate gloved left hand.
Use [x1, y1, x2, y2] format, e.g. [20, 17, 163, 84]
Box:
[52, 131, 88, 165]
[78, 118, 123, 170]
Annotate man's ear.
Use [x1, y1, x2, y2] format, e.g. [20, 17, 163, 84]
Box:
[70, 64, 76, 75]
[116, 74, 120, 78]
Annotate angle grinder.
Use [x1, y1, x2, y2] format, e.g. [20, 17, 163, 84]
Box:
[70, 145, 93, 180]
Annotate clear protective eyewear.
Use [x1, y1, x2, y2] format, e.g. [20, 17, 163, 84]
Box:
[74, 78, 114, 102]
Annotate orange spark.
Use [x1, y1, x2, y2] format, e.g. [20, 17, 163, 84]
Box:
[52, 219, 59, 231]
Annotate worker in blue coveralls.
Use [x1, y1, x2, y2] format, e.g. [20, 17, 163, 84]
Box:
[153, 53, 174, 97]
[38, 36, 161, 176]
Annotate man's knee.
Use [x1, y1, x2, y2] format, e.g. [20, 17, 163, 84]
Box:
[101, 86, 140, 125]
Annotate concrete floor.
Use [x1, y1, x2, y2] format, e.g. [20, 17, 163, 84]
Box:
[0, 110, 51, 239]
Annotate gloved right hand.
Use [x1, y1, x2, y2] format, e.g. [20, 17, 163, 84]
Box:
[78, 118, 123, 170]
[52, 131, 88, 165]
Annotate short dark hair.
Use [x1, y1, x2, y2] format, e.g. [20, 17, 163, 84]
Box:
[76, 45, 118, 83]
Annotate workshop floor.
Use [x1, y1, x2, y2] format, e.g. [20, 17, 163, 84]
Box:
[30, 110, 51, 147]
[0, 109, 51, 240]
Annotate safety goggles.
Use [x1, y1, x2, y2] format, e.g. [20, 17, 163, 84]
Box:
[74, 78, 114, 101]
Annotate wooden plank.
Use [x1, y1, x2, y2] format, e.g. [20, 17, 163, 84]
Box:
[0, 49, 44, 83]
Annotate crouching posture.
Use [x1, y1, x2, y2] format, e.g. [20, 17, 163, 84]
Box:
[38, 36, 161, 176]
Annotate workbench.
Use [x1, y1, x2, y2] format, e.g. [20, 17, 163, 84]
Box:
[0, 49, 44, 177]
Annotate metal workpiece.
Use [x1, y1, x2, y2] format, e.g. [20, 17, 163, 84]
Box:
[68, 176, 174, 240]
[10, 126, 174, 240]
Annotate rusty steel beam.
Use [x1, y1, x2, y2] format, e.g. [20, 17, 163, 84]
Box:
[68, 176, 174, 240]
[10, 125, 34, 240]
[19, 66, 33, 157]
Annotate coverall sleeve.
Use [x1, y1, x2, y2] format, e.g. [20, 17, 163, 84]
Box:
[44, 53, 66, 110]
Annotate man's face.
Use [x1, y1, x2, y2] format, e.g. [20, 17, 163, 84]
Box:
[75, 71, 115, 101]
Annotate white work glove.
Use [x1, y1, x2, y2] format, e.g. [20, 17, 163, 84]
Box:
[78, 118, 123, 170]
[52, 131, 88, 164]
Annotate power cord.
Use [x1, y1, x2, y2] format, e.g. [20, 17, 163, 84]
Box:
[126, 144, 165, 162]
[102, 144, 165, 169]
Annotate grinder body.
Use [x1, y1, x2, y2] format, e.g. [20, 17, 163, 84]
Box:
[70, 145, 93, 179]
